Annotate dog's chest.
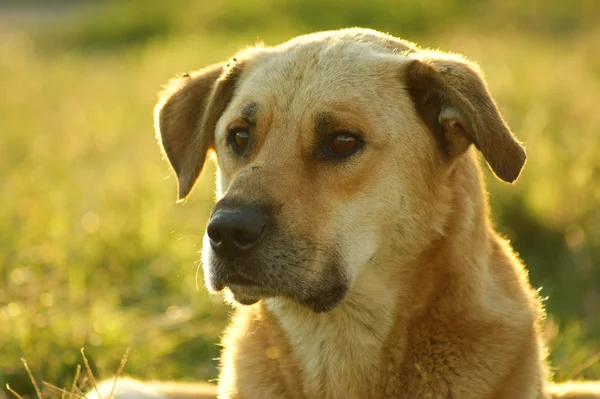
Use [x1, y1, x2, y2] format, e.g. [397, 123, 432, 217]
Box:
[266, 292, 396, 398]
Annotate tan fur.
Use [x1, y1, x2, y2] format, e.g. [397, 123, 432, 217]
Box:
[94, 28, 599, 399]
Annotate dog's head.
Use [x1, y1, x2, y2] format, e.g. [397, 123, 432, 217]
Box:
[154, 29, 526, 312]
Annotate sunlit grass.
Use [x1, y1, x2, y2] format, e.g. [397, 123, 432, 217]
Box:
[4, 349, 129, 399]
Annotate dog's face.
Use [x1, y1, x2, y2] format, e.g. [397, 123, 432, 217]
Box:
[155, 29, 526, 312]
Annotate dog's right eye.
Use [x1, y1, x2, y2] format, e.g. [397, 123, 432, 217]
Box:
[228, 127, 250, 155]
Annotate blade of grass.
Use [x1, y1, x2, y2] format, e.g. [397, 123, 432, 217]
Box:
[5, 384, 25, 399]
[43, 383, 81, 399]
[69, 365, 82, 399]
[81, 349, 101, 399]
[21, 358, 43, 399]
[567, 352, 600, 380]
[107, 348, 130, 399]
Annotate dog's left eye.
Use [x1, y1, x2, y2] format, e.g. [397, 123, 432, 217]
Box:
[323, 132, 363, 159]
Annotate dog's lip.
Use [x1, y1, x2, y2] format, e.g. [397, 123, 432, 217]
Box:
[227, 283, 264, 294]
[211, 271, 263, 292]
[225, 273, 260, 286]
[227, 283, 274, 303]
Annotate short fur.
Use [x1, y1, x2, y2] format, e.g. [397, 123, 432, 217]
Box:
[92, 29, 599, 399]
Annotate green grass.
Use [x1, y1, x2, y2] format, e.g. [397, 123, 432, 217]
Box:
[1, 0, 599, 396]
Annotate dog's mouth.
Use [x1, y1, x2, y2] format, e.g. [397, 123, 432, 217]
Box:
[209, 267, 275, 300]
[220, 274, 348, 314]
[210, 270, 263, 291]
[218, 272, 283, 306]
[225, 282, 348, 312]
[203, 232, 349, 312]
[206, 261, 349, 312]
[222, 273, 258, 288]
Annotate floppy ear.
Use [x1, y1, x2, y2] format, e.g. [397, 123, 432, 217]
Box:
[154, 60, 244, 200]
[404, 52, 526, 183]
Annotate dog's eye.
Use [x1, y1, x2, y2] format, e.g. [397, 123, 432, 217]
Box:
[330, 134, 357, 153]
[324, 132, 363, 158]
[228, 127, 250, 154]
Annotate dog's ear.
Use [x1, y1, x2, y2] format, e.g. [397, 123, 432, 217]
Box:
[154, 60, 244, 200]
[404, 53, 526, 183]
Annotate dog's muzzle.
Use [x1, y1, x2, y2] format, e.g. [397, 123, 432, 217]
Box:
[203, 199, 349, 312]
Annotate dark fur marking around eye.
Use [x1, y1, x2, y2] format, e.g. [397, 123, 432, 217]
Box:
[314, 112, 332, 137]
[240, 102, 258, 126]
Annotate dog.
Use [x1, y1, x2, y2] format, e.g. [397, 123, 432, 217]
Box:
[92, 28, 600, 399]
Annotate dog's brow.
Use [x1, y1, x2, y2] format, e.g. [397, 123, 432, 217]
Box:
[314, 112, 332, 136]
[240, 102, 258, 125]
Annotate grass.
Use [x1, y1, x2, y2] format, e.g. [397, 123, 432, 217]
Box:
[1, 0, 599, 396]
[5, 348, 129, 399]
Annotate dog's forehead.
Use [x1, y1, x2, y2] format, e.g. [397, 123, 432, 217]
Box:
[235, 33, 411, 108]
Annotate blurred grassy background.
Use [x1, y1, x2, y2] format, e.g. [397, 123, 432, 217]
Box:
[1, 0, 599, 396]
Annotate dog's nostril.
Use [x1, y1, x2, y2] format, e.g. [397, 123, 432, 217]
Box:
[207, 225, 223, 244]
[232, 228, 260, 248]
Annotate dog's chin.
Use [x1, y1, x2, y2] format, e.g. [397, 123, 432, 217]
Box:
[225, 282, 349, 313]
[225, 284, 269, 306]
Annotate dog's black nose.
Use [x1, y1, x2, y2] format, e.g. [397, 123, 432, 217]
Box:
[206, 207, 267, 256]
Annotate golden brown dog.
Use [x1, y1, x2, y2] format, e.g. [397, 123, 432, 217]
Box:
[93, 28, 600, 399]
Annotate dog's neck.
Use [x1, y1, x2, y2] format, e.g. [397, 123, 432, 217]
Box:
[264, 155, 495, 398]
[264, 261, 399, 398]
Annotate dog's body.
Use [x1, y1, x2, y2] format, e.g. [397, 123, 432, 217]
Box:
[92, 29, 599, 399]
